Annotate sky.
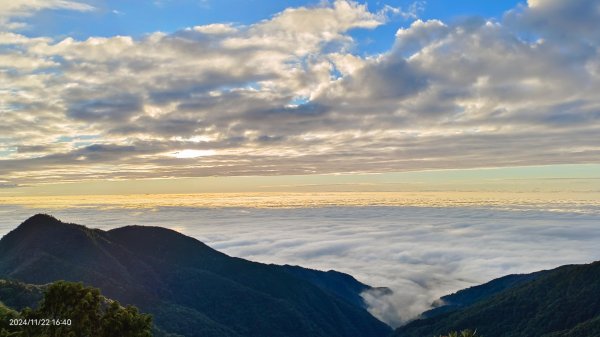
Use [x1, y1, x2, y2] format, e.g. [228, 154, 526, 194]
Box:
[1, 0, 600, 195]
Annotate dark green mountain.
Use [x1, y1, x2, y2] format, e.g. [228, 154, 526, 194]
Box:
[280, 264, 381, 309]
[421, 271, 546, 319]
[393, 261, 600, 337]
[0, 214, 391, 337]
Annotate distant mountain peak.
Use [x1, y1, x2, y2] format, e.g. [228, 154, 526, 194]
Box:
[107, 224, 186, 236]
[0, 215, 392, 337]
[21, 213, 62, 226]
[7, 214, 92, 241]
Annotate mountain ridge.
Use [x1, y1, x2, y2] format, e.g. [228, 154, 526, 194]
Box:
[394, 260, 600, 337]
[0, 214, 391, 337]
[421, 270, 547, 319]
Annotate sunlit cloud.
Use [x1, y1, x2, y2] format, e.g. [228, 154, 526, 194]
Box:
[0, 0, 599, 187]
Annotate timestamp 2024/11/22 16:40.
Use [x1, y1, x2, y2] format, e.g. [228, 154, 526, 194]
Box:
[8, 318, 72, 326]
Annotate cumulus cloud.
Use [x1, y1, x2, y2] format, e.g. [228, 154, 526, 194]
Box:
[1, 0, 600, 186]
[2, 202, 600, 326]
[516, 0, 600, 41]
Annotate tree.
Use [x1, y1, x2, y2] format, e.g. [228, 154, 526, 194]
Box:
[99, 301, 153, 337]
[0, 302, 20, 337]
[438, 329, 481, 337]
[2, 281, 152, 337]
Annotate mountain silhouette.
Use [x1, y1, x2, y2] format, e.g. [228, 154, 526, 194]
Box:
[420, 270, 547, 319]
[394, 261, 600, 337]
[0, 214, 391, 337]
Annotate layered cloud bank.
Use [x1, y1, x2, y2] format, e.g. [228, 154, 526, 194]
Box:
[2, 202, 600, 326]
[1, 0, 600, 185]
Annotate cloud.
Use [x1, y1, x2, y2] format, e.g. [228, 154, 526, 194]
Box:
[67, 95, 143, 122]
[2, 202, 600, 326]
[0, 0, 94, 29]
[380, 1, 426, 21]
[394, 19, 449, 57]
[1, 1, 600, 184]
[516, 0, 600, 42]
[0, 183, 18, 189]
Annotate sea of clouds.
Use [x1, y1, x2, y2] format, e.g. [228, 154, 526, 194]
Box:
[1, 204, 600, 327]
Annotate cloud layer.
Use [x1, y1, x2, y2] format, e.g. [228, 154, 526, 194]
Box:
[1, 0, 600, 185]
[2, 202, 600, 326]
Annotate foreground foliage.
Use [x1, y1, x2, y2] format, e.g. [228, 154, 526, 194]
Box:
[438, 330, 480, 337]
[1, 281, 152, 337]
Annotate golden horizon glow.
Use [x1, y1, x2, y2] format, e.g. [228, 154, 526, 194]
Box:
[2, 191, 599, 214]
[1, 164, 599, 198]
